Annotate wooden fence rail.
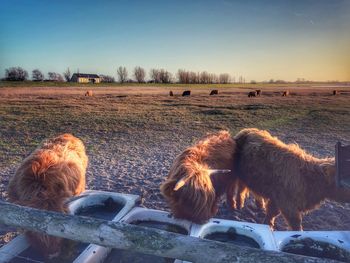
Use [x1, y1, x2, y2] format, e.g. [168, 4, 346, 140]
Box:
[0, 201, 338, 263]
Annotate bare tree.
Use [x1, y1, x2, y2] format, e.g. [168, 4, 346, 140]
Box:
[177, 69, 189, 84]
[32, 69, 44, 81]
[178, 69, 231, 84]
[189, 71, 200, 84]
[134, 66, 146, 83]
[200, 71, 210, 84]
[177, 69, 184, 83]
[117, 66, 128, 83]
[5, 67, 28, 81]
[63, 68, 71, 82]
[100, 75, 115, 83]
[48, 72, 64, 82]
[150, 69, 160, 83]
[219, 73, 230, 84]
[149, 69, 172, 83]
[208, 73, 218, 84]
[159, 69, 172, 83]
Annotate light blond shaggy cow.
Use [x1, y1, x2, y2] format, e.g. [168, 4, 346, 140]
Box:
[8, 134, 88, 258]
[160, 131, 241, 224]
[234, 128, 350, 230]
[282, 90, 289, 96]
[85, 90, 93, 96]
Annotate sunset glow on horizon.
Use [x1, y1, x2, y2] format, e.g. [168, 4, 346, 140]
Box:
[1, 0, 349, 82]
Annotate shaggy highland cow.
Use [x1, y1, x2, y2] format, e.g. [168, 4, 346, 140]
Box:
[256, 90, 262, 96]
[85, 90, 93, 96]
[8, 134, 88, 258]
[160, 131, 239, 223]
[282, 90, 289, 96]
[248, 91, 257, 97]
[210, 90, 219, 95]
[234, 128, 350, 230]
[182, 90, 191, 96]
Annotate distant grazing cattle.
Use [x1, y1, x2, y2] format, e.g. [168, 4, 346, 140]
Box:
[333, 90, 339, 96]
[282, 90, 289, 97]
[182, 90, 191, 96]
[248, 91, 257, 97]
[85, 90, 93, 97]
[256, 90, 261, 96]
[169, 91, 174, 96]
[210, 90, 219, 95]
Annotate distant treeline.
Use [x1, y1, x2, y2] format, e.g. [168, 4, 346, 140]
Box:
[2, 66, 343, 84]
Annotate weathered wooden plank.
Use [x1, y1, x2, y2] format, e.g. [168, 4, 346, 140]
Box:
[0, 201, 339, 263]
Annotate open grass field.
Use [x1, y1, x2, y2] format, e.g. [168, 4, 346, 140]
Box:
[1, 84, 350, 247]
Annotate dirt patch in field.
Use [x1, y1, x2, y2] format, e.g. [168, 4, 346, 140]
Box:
[0, 85, 350, 250]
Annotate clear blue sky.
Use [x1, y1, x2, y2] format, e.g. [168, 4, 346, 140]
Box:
[1, 0, 349, 81]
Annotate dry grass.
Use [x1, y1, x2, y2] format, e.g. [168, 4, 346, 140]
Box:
[0, 85, 349, 163]
[0, 85, 350, 247]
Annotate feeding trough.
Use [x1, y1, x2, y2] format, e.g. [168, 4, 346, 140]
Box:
[103, 207, 192, 263]
[0, 236, 32, 263]
[70, 190, 139, 263]
[190, 218, 277, 251]
[274, 231, 350, 262]
[0, 190, 139, 263]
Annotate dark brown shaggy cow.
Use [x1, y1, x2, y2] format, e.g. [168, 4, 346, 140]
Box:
[210, 90, 219, 95]
[160, 131, 240, 223]
[234, 128, 350, 230]
[182, 90, 191, 96]
[169, 91, 174, 96]
[8, 134, 88, 258]
[256, 90, 261, 96]
[282, 90, 289, 96]
[248, 91, 257, 97]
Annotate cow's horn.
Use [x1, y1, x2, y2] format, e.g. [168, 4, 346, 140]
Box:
[173, 178, 187, 191]
[208, 169, 231, 175]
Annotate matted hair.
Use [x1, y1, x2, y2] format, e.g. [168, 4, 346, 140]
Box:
[8, 133, 88, 258]
[161, 131, 238, 223]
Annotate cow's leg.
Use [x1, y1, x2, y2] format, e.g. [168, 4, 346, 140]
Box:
[226, 182, 237, 209]
[229, 180, 249, 210]
[263, 200, 280, 230]
[237, 184, 249, 209]
[226, 179, 247, 209]
[254, 195, 266, 210]
[281, 209, 303, 231]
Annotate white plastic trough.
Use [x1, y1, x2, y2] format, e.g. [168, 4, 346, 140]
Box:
[273, 230, 350, 258]
[105, 207, 193, 263]
[2, 199, 350, 263]
[0, 190, 139, 263]
[0, 235, 29, 263]
[190, 218, 278, 251]
[70, 190, 140, 263]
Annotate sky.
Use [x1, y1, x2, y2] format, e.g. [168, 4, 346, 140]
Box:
[0, 0, 349, 82]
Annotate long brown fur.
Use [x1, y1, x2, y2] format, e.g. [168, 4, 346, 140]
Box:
[234, 128, 350, 230]
[7, 133, 88, 258]
[160, 131, 241, 224]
